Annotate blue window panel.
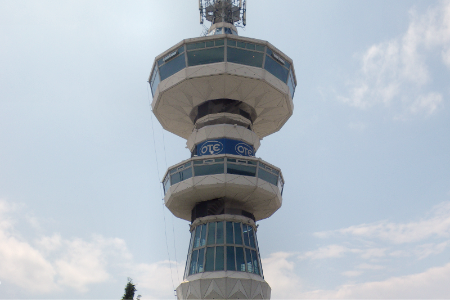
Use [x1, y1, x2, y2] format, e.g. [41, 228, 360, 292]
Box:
[245, 248, 253, 273]
[205, 247, 215, 272]
[187, 42, 205, 50]
[226, 222, 234, 244]
[243, 224, 250, 247]
[227, 47, 264, 68]
[287, 70, 296, 98]
[235, 247, 246, 272]
[194, 164, 224, 176]
[187, 47, 224, 66]
[163, 176, 170, 194]
[234, 222, 243, 245]
[264, 55, 289, 83]
[251, 250, 260, 275]
[200, 224, 207, 247]
[227, 164, 256, 176]
[207, 222, 216, 245]
[248, 226, 256, 248]
[257, 168, 278, 186]
[224, 28, 232, 34]
[216, 222, 224, 244]
[170, 167, 192, 185]
[227, 246, 236, 271]
[159, 54, 186, 81]
[189, 250, 198, 275]
[150, 67, 160, 97]
[215, 246, 224, 271]
[197, 247, 205, 273]
[194, 225, 202, 248]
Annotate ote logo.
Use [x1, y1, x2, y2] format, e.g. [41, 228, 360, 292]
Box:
[200, 140, 223, 155]
[235, 143, 253, 156]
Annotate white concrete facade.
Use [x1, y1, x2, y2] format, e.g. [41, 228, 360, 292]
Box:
[149, 13, 295, 299]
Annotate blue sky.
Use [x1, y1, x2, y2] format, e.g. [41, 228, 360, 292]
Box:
[1, 0, 450, 298]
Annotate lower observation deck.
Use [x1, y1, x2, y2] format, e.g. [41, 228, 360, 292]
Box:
[163, 154, 284, 222]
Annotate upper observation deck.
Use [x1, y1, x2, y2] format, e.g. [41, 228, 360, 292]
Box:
[149, 34, 297, 140]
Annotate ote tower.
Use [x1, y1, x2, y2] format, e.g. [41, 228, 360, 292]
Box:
[148, 1, 296, 299]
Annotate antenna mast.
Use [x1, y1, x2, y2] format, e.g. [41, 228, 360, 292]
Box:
[199, 0, 247, 27]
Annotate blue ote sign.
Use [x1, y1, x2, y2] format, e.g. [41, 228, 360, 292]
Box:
[197, 139, 254, 157]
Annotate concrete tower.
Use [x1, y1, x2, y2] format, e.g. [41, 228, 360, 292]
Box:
[148, 1, 296, 298]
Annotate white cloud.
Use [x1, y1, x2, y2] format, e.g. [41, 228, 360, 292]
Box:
[309, 262, 450, 299]
[132, 260, 184, 299]
[0, 198, 184, 298]
[299, 244, 360, 260]
[266, 251, 450, 299]
[316, 201, 450, 244]
[340, 1, 450, 117]
[408, 92, 443, 116]
[0, 199, 134, 295]
[414, 241, 449, 259]
[262, 252, 304, 299]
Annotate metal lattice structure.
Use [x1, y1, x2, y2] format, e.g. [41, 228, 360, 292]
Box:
[199, 0, 246, 26]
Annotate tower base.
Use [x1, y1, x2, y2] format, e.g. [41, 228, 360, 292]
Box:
[177, 271, 271, 299]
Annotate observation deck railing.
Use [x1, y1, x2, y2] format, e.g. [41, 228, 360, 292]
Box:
[162, 155, 285, 195]
[150, 36, 296, 99]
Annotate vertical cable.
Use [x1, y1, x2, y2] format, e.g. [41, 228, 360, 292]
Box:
[146, 83, 176, 294]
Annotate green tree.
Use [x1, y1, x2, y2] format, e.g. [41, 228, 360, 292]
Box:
[121, 277, 141, 300]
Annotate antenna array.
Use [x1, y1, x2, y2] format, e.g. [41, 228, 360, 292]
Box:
[199, 0, 246, 26]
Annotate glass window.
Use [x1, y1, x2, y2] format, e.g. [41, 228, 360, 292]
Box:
[227, 163, 256, 176]
[248, 226, 256, 248]
[246, 248, 253, 273]
[235, 247, 246, 272]
[200, 224, 207, 246]
[205, 247, 215, 272]
[187, 42, 205, 50]
[197, 248, 205, 273]
[163, 175, 170, 194]
[255, 44, 265, 52]
[227, 246, 236, 271]
[243, 224, 250, 247]
[206, 40, 214, 48]
[231, 29, 238, 35]
[215, 246, 224, 271]
[207, 222, 216, 245]
[228, 39, 237, 47]
[215, 39, 224, 46]
[287, 70, 296, 98]
[190, 250, 198, 275]
[150, 67, 160, 97]
[226, 222, 234, 244]
[194, 225, 202, 248]
[159, 54, 186, 81]
[264, 55, 289, 83]
[227, 47, 264, 68]
[194, 163, 224, 176]
[187, 47, 224, 66]
[257, 168, 278, 186]
[246, 43, 256, 50]
[234, 222, 243, 245]
[224, 28, 232, 34]
[237, 41, 246, 48]
[215, 28, 223, 34]
[185, 222, 263, 277]
[251, 250, 260, 275]
[216, 222, 224, 244]
[170, 167, 192, 185]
